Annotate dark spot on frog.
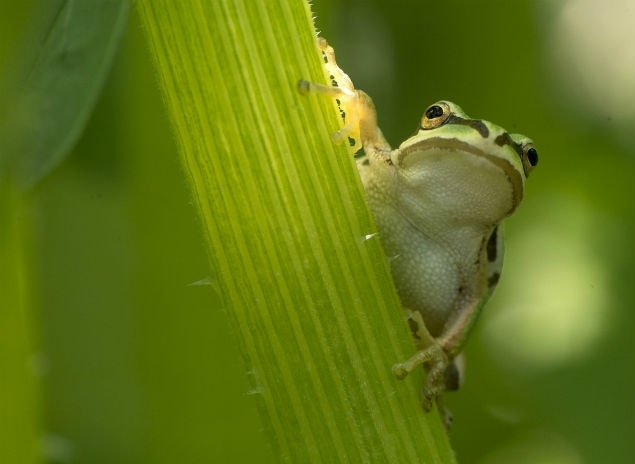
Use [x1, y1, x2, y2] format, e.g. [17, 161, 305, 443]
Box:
[488, 272, 500, 287]
[447, 116, 490, 138]
[494, 132, 524, 160]
[407, 317, 422, 341]
[334, 99, 346, 121]
[487, 227, 498, 262]
[444, 363, 461, 391]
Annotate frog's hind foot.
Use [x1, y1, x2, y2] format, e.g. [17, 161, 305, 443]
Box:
[392, 341, 450, 407]
[434, 396, 454, 431]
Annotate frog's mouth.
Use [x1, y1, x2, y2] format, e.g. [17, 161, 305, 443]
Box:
[398, 137, 524, 217]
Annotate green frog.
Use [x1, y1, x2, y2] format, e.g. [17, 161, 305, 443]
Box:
[299, 38, 538, 425]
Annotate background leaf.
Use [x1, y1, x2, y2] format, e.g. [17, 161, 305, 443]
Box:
[1, 0, 128, 190]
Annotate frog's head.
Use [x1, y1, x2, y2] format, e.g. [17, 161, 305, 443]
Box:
[393, 101, 538, 226]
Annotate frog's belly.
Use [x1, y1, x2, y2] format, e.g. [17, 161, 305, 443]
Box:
[371, 204, 464, 338]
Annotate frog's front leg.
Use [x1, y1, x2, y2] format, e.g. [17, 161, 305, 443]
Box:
[297, 39, 390, 157]
[297, 79, 389, 157]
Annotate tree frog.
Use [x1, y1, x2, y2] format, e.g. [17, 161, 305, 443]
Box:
[299, 38, 538, 424]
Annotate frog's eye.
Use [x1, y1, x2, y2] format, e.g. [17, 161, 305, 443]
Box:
[421, 101, 452, 130]
[521, 143, 538, 176]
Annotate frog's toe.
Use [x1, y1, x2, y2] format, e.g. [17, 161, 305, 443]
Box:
[297, 79, 311, 95]
[421, 389, 434, 411]
[392, 362, 411, 380]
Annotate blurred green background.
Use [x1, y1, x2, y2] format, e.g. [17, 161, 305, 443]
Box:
[2, 0, 633, 463]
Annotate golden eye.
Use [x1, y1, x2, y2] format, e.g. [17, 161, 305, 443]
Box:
[421, 101, 452, 130]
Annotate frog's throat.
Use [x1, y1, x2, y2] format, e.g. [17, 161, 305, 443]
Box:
[399, 137, 524, 214]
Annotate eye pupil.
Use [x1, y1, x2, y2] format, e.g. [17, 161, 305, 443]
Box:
[526, 147, 538, 166]
[425, 105, 444, 119]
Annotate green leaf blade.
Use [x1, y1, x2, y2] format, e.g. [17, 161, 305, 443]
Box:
[138, 0, 456, 462]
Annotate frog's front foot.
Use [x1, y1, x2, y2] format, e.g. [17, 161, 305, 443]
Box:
[296, 77, 361, 148]
[392, 342, 450, 411]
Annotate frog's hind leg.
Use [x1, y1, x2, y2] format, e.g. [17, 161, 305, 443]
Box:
[393, 309, 452, 409]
